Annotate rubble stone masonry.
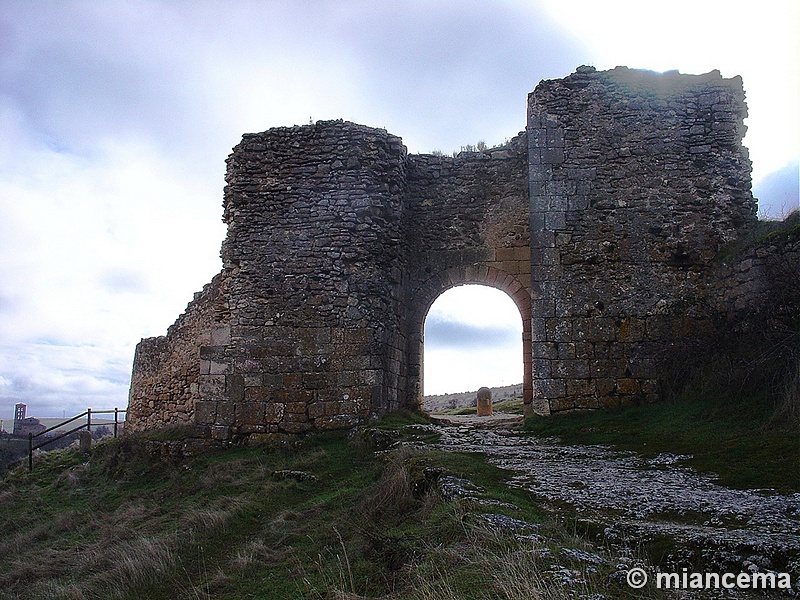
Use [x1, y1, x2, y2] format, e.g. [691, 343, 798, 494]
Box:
[127, 66, 796, 440]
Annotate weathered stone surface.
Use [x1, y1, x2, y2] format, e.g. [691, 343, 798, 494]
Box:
[476, 386, 493, 416]
[126, 66, 796, 441]
[526, 66, 759, 410]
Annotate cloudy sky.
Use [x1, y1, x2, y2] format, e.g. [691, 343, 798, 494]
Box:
[0, 0, 797, 420]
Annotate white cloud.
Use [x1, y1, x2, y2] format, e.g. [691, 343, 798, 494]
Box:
[424, 285, 523, 395]
[0, 0, 796, 414]
[538, 0, 799, 182]
[0, 102, 225, 418]
[754, 160, 800, 219]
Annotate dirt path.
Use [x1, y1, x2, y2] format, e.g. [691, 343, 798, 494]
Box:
[429, 414, 800, 575]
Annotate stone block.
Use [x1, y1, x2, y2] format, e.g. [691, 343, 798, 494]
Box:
[496, 247, 517, 262]
[531, 230, 555, 248]
[476, 387, 493, 416]
[234, 402, 265, 426]
[199, 375, 226, 401]
[532, 358, 552, 377]
[362, 369, 382, 385]
[535, 378, 565, 399]
[264, 402, 285, 423]
[280, 421, 313, 434]
[302, 372, 329, 389]
[308, 402, 326, 419]
[568, 195, 590, 211]
[587, 360, 607, 379]
[616, 379, 642, 395]
[211, 325, 231, 345]
[313, 415, 360, 430]
[531, 298, 555, 318]
[209, 360, 229, 375]
[285, 401, 308, 414]
[557, 343, 576, 359]
[193, 401, 217, 424]
[541, 147, 564, 165]
[282, 411, 309, 423]
[211, 425, 231, 441]
[530, 179, 546, 196]
[343, 328, 370, 344]
[244, 386, 272, 402]
[243, 374, 262, 387]
[216, 401, 235, 424]
[544, 211, 566, 230]
[616, 317, 645, 342]
[545, 318, 572, 342]
[246, 432, 293, 444]
[549, 396, 576, 412]
[226, 374, 245, 402]
[566, 379, 593, 397]
[547, 194, 568, 211]
[556, 359, 590, 378]
[276, 389, 314, 404]
[282, 372, 302, 388]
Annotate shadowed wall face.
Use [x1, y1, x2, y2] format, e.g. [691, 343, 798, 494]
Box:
[127, 67, 775, 440]
[526, 66, 755, 411]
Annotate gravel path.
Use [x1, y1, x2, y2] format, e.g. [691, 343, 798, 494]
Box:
[429, 414, 800, 573]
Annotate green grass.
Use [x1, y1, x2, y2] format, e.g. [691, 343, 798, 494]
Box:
[0, 415, 662, 600]
[525, 392, 800, 492]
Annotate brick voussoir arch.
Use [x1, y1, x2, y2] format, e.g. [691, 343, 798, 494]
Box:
[408, 265, 534, 411]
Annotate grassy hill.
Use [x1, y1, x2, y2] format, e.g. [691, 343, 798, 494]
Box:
[36, 418, 124, 432]
[1, 374, 796, 598]
[1, 415, 664, 600]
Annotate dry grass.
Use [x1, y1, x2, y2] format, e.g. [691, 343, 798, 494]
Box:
[93, 537, 176, 593]
[1, 423, 676, 599]
[184, 495, 251, 535]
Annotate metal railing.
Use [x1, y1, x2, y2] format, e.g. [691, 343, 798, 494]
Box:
[28, 408, 126, 471]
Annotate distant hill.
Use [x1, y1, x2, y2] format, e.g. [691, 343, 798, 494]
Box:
[424, 383, 523, 413]
[36, 418, 123, 433]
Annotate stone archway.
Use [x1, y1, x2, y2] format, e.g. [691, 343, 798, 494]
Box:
[127, 67, 758, 440]
[406, 265, 534, 416]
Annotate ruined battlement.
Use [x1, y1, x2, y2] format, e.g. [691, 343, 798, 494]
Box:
[127, 66, 785, 440]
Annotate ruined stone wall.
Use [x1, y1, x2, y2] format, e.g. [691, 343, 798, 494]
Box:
[127, 66, 784, 437]
[717, 231, 799, 316]
[127, 273, 229, 432]
[527, 66, 756, 411]
[191, 122, 409, 440]
[714, 219, 800, 333]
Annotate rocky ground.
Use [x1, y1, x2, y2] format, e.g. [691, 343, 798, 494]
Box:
[425, 414, 800, 596]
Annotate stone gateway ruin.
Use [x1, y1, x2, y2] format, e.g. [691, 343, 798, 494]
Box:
[128, 66, 784, 441]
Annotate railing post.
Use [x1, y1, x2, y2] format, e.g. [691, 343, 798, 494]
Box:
[28, 433, 33, 471]
[114, 407, 119, 438]
[87, 408, 91, 435]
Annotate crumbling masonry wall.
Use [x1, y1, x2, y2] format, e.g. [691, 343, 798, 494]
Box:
[526, 66, 755, 410]
[128, 66, 788, 438]
[128, 273, 229, 431]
